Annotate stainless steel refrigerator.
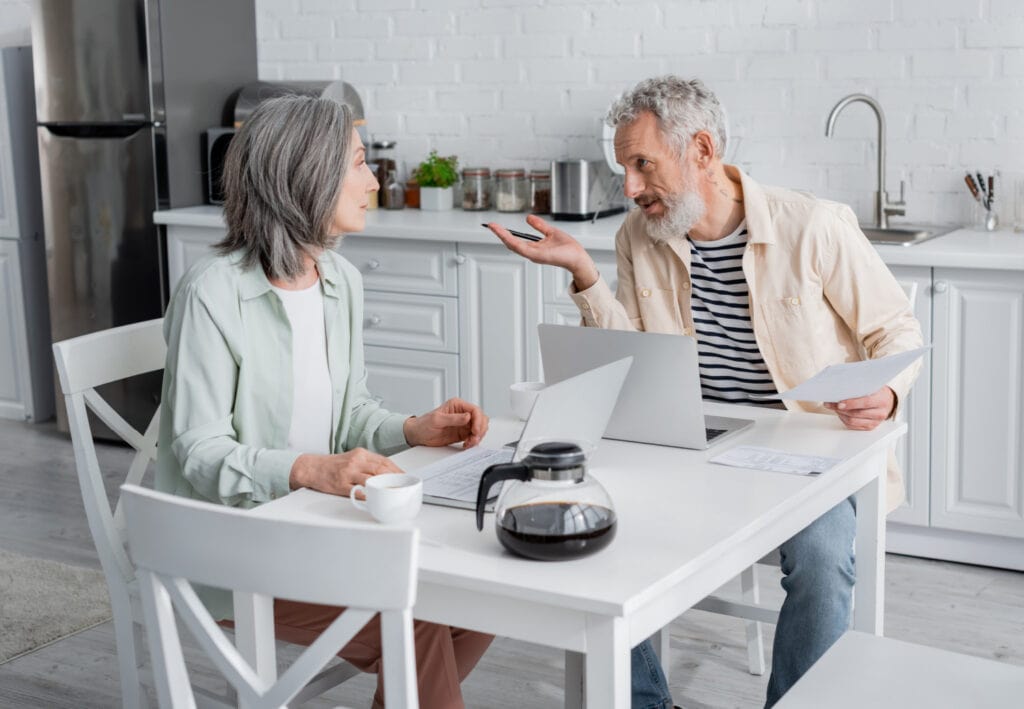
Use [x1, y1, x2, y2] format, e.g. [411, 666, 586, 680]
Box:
[31, 0, 256, 434]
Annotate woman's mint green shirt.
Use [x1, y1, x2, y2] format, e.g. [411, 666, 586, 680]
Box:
[156, 249, 410, 509]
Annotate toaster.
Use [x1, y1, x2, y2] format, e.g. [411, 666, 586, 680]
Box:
[550, 159, 626, 221]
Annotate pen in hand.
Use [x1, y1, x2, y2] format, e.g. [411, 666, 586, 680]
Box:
[481, 223, 543, 242]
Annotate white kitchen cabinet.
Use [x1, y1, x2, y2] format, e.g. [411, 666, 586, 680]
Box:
[457, 243, 542, 417]
[0, 47, 52, 423]
[363, 345, 459, 416]
[887, 265, 933, 527]
[347, 238, 461, 415]
[0, 239, 30, 416]
[165, 223, 222, 294]
[930, 268, 1024, 541]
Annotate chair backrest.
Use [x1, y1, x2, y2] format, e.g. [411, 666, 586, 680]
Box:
[51, 319, 166, 591]
[121, 485, 420, 709]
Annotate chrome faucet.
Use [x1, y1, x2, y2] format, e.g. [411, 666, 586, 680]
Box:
[825, 93, 905, 229]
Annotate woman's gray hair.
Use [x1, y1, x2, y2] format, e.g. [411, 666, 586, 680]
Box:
[606, 76, 727, 158]
[215, 95, 354, 281]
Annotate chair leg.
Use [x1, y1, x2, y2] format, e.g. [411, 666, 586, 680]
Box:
[110, 590, 144, 709]
[740, 565, 766, 676]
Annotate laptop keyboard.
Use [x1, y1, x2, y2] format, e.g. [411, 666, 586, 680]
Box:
[705, 427, 727, 441]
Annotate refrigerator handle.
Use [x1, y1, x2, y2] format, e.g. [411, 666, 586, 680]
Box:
[42, 124, 148, 139]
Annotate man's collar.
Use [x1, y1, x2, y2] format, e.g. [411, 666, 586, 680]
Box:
[726, 164, 774, 246]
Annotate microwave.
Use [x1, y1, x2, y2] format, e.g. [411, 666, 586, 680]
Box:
[201, 127, 235, 205]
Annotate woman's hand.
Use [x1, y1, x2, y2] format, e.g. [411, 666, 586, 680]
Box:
[824, 386, 897, 431]
[289, 448, 403, 497]
[404, 397, 489, 449]
[485, 215, 600, 291]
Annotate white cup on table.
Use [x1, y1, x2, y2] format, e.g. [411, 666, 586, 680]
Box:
[509, 381, 545, 420]
[350, 474, 423, 524]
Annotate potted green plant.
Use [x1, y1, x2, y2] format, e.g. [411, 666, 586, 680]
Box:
[413, 151, 458, 211]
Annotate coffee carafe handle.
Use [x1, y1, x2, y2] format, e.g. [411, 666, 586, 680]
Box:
[475, 463, 531, 531]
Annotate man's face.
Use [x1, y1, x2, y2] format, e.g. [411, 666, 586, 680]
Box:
[613, 111, 705, 241]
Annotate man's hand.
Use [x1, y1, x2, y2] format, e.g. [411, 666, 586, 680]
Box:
[485, 214, 600, 291]
[404, 397, 489, 449]
[824, 386, 896, 431]
[289, 448, 402, 497]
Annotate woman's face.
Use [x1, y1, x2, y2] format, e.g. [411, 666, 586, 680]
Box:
[330, 129, 379, 234]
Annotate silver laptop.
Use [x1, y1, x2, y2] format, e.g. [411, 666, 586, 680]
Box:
[419, 356, 633, 510]
[538, 324, 754, 450]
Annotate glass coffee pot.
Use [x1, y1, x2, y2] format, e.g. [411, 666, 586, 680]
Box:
[475, 440, 617, 561]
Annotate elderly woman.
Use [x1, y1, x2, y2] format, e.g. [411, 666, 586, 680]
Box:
[156, 96, 492, 708]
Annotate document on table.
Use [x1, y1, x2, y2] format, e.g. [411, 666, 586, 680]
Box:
[752, 345, 931, 403]
[710, 445, 842, 476]
[416, 446, 514, 509]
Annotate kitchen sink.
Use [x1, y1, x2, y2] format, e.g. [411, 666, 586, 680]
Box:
[860, 225, 953, 246]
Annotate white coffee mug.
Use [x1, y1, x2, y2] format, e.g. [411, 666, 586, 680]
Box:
[510, 381, 545, 420]
[350, 474, 423, 524]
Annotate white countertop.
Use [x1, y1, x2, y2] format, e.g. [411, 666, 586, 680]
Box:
[155, 205, 1024, 270]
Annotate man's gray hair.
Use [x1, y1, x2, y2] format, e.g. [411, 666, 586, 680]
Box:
[216, 95, 354, 281]
[606, 76, 727, 158]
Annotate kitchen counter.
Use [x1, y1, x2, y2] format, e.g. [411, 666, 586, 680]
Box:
[154, 205, 621, 250]
[155, 206, 1024, 270]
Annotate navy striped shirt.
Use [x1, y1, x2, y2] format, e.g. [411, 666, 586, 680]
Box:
[688, 222, 779, 404]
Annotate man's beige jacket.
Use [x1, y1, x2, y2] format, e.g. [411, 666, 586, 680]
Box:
[569, 165, 923, 513]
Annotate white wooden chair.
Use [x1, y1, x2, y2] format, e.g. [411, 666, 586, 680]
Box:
[52, 319, 359, 707]
[53, 319, 172, 707]
[121, 484, 420, 709]
[774, 631, 1024, 708]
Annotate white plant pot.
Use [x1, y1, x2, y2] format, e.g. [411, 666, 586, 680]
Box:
[420, 186, 454, 211]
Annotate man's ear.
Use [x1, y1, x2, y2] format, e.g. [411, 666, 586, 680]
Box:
[691, 130, 717, 167]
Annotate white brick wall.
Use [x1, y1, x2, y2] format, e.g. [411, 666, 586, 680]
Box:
[251, 0, 1024, 226]
[2, 0, 1022, 226]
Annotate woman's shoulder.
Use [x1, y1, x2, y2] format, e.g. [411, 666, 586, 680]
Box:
[171, 251, 249, 304]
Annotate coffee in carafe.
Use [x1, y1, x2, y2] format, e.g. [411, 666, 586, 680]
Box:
[496, 501, 615, 561]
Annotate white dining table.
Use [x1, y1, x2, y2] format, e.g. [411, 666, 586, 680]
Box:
[236, 403, 904, 708]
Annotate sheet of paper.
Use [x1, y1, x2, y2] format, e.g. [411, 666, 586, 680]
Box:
[710, 445, 842, 476]
[752, 345, 931, 403]
[416, 446, 514, 502]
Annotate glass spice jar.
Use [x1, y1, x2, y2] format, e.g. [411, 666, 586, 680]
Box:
[495, 168, 527, 212]
[404, 177, 420, 209]
[528, 170, 551, 214]
[461, 167, 491, 210]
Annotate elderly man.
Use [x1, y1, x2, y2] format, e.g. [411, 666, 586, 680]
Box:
[488, 76, 922, 707]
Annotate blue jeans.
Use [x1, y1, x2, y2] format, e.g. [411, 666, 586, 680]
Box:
[765, 497, 856, 707]
[631, 637, 673, 708]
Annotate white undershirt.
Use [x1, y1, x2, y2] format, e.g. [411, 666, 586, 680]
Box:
[270, 279, 333, 455]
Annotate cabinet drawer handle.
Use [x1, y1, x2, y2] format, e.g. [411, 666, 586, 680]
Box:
[454, 254, 466, 265]
[934, 281, 948, 293]
[367, 259, 381, 270]
[368, 315, 382, 327]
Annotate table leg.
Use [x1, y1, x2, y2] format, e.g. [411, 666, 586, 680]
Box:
[584, 616, 630, 709]
[564, 650, 584, 709]
[853, 455, 886, 636]
[650, 629, 671, 684]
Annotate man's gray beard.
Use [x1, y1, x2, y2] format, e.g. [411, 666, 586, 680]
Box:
[644, 190, 706, 244]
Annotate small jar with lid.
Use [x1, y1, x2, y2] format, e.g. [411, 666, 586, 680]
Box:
[461, 167, 491, 210]
[528, 170, 551, 214]
[495, 168, 528, 212]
